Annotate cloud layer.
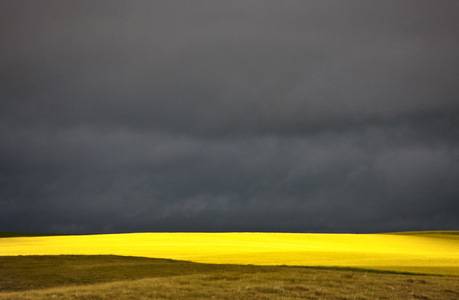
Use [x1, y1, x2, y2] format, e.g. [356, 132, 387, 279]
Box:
[1, 1, 458, 233]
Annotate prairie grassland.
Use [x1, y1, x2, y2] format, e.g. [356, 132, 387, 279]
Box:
[1, 231, 458, 275]
[1, 255, 459, 300]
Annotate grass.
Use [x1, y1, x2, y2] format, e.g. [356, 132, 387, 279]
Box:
[0, 232, 63, 238]
[1, 255, 459, 299]
[0, 231, 457, 298]
[384, 231, 459, 235]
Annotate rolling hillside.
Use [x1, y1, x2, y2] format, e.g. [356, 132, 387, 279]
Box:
[1, 231, 458, 276]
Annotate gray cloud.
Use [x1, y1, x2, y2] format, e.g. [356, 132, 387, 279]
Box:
[1, 1, 458, 233]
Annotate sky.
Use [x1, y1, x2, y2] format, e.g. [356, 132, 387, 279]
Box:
[1, 1, 458, 234]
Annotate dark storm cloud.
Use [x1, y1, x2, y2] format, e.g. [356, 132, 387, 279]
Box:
[3, 0, 459, 135]
[1, 1, 458, 233]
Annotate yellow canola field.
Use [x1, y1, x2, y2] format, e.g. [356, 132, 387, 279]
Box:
[1, 232, 458, 275]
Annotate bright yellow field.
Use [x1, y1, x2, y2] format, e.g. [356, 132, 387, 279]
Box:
[1, 232, 458, 275]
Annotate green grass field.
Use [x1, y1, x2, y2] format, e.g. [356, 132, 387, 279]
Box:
[1, 255, 459, 299]
[0, 231, 458, 299]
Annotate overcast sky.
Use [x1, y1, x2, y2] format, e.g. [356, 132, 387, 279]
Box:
[1, 1, 458, 234]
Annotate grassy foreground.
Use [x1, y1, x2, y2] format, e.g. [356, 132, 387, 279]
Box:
[1, 231, 458, 275]
[1, 255, 459, 299]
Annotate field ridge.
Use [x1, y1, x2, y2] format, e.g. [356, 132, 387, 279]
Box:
[1, 231, 458, 276]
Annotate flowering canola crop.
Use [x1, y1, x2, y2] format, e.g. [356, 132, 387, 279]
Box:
[1, 232, 458, 275]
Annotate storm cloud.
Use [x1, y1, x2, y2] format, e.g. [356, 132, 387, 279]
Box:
[1, 1, 458, 234]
